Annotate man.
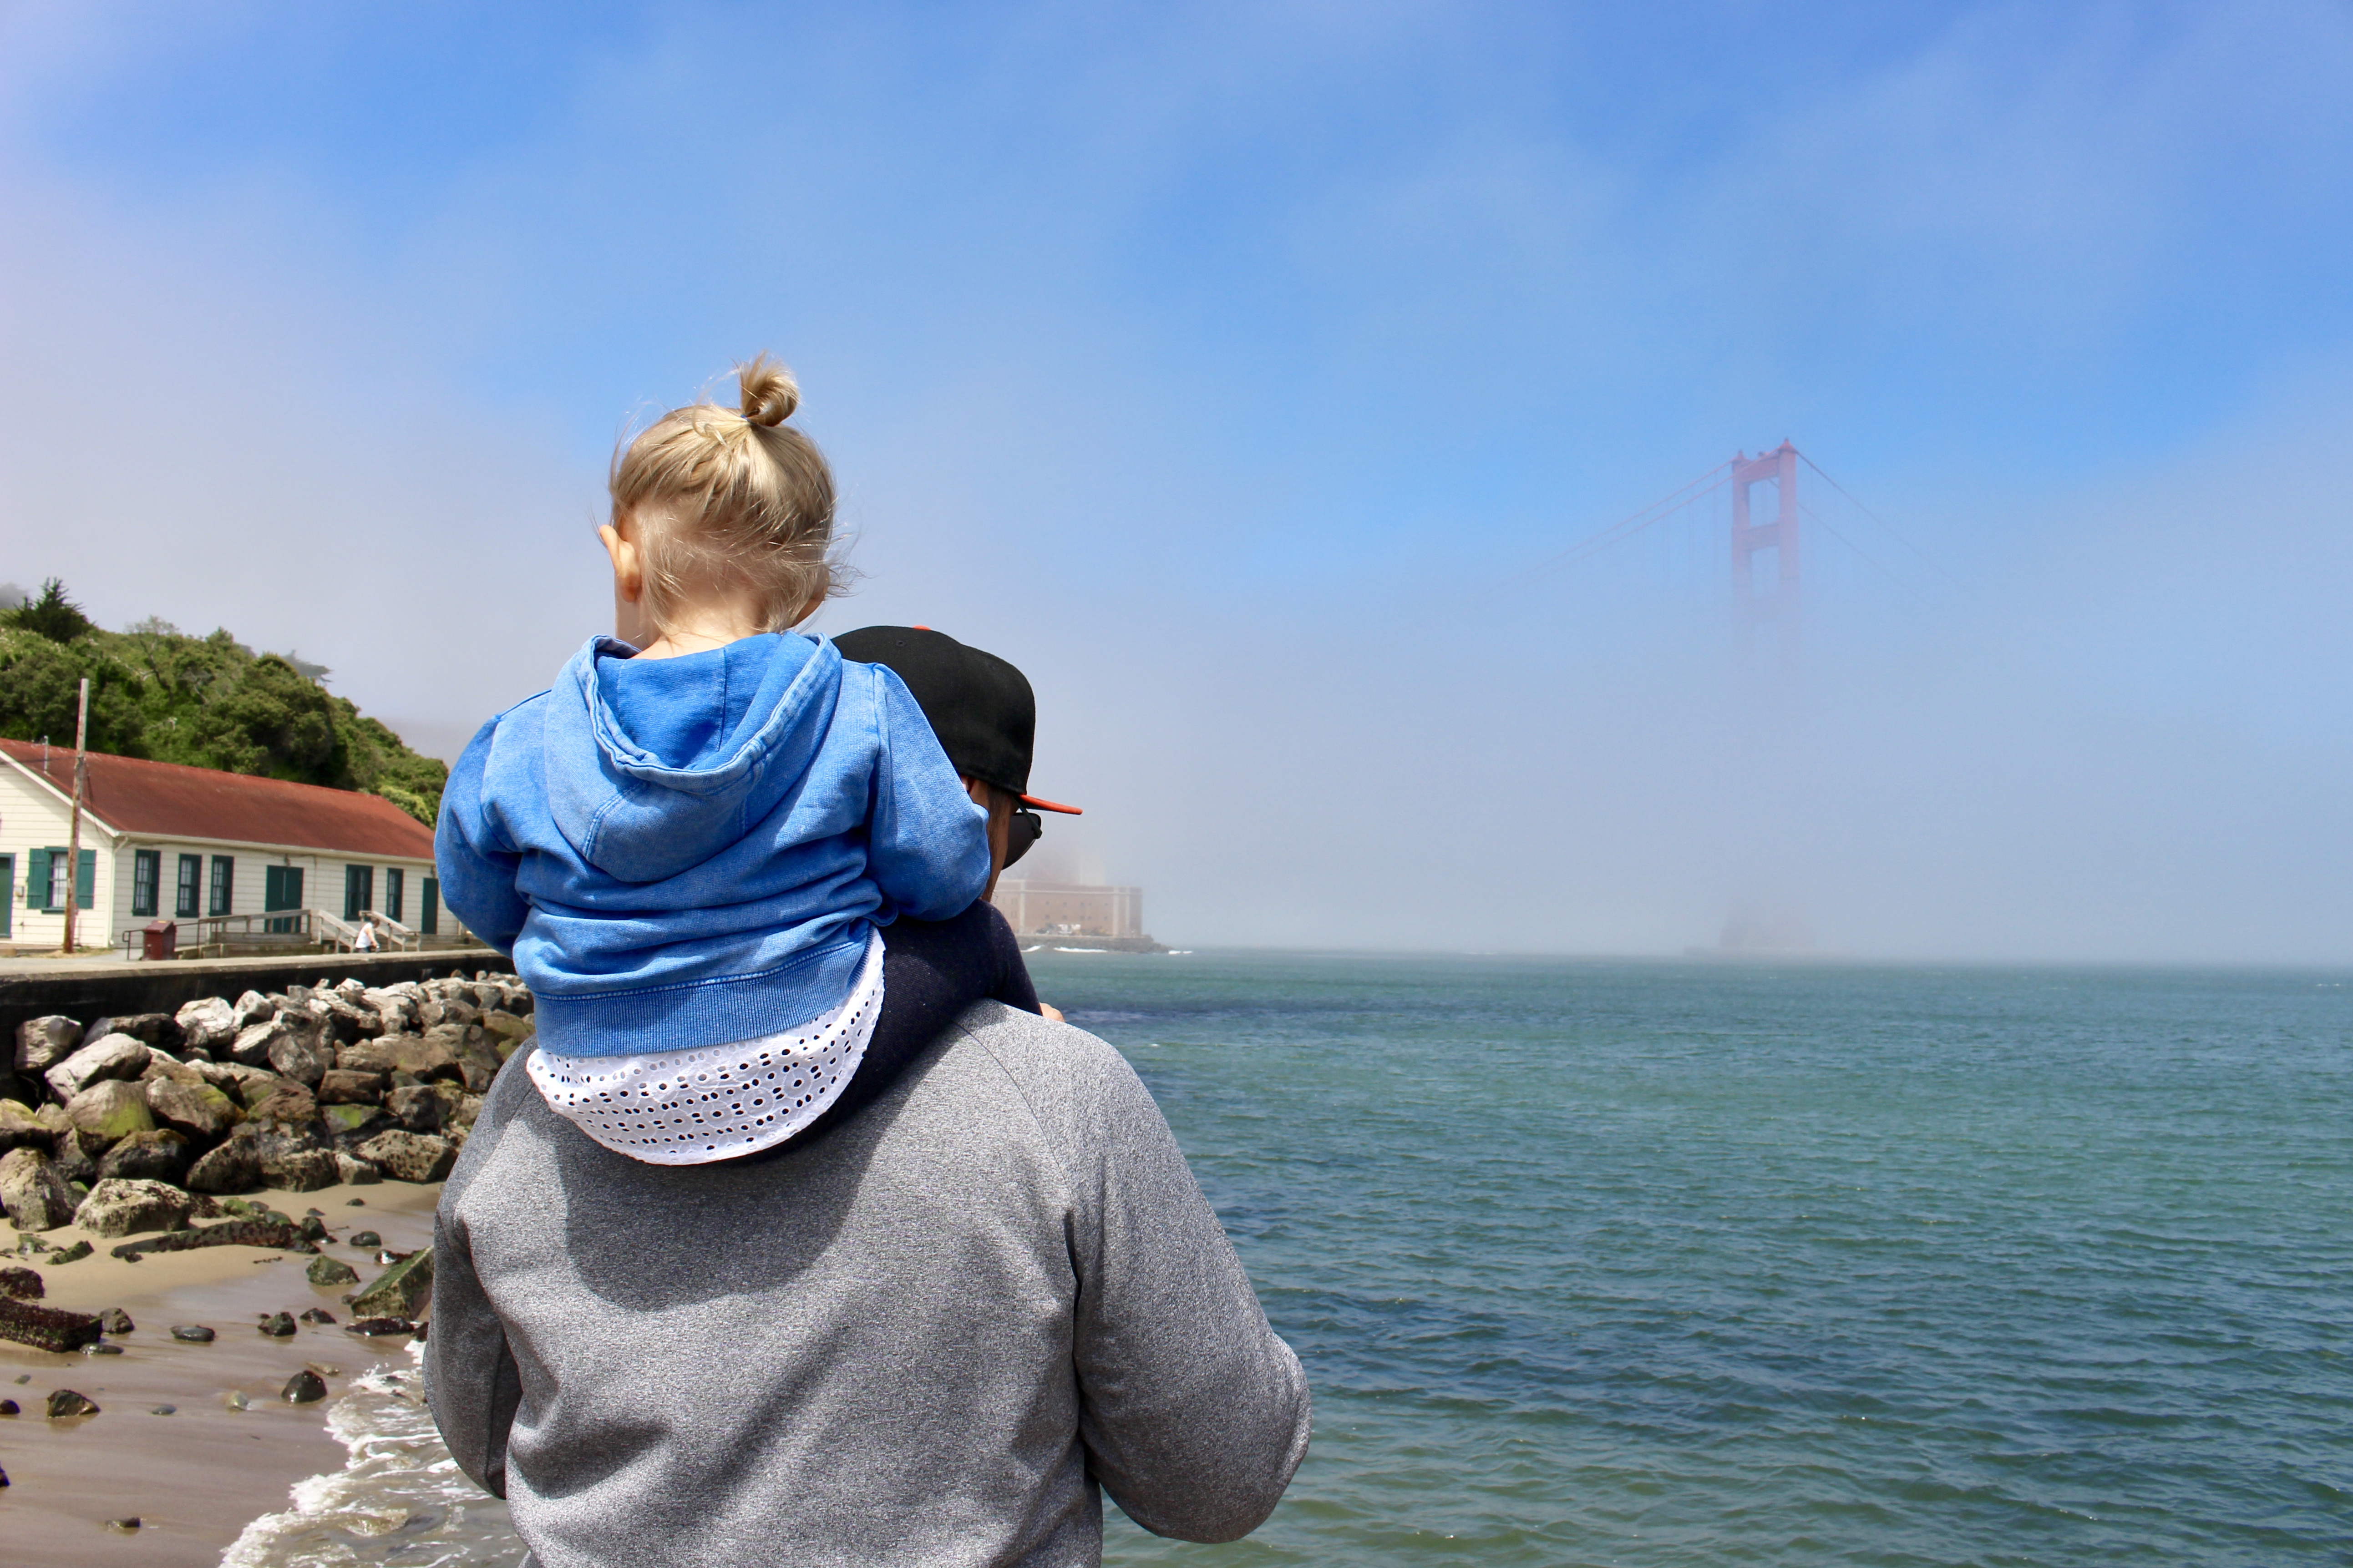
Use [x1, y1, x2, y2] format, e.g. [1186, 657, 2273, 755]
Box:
[426, 627, 1310, 1567]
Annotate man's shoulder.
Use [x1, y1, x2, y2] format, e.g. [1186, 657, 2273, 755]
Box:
[932, 1001, 1160, 1150]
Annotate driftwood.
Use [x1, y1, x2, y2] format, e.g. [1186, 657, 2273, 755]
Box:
[109, 1219, 307, 1261]
[0, 1296, 102, 1353]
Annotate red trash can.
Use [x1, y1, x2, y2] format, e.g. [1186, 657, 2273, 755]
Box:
[142, 920, 177, 961]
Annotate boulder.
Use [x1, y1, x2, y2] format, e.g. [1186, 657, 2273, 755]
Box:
[63, 1080, 157, 1148]
[383, 1085, 445, 1134]
[306, 1254, 359, 1287]
[75, 1178, 195, 1238]
[359, 989, 417, 1035]
[95, 1130, 191, 1184]
[15, 1017, 83, 1075]
[315, 993, 378, 1045]
[233, 1072, 301, 1110]
[317, 1070, 387, 1106]
[46, 1388, 99, 1416]
[266, 1028, 334, 1088]
[147, 1078, 244, 1142]
[482, 1010, 535, 1046]
[282, 1369, 328, 1404]
[322, 1103, 385, 1140]
[229, 1017, 309, 1070]
[231, 990, 277, 1030]
[50, 1135, 100, 1189]
[0, 1148, 80, 1231]
[0, 1264, 41, 1298]
[140, 1053, 206, 1087]
[191, 1058, 277, 1097]
[268, 1149, 341, 1193]
[338, 1034, 462, 1084]
[348, 1244, 434, 1317]
[45, 1034, 151, 1103]
[334, 1152, 382, 1185]
[353, 1131, 456, 1184]
[85, 1013, 182, 1052]
[448, 1093, 486, 1133]
[173, 997, 238, 1055]
[0, 1100, 53, 1156]
[244, 1085, 319, 1126]
[184, 1140, 261, 1195]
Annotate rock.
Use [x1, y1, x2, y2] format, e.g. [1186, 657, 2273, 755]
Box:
[48, 1240, 91, 1264]
[174, 996, 239, 1054]
[0, 1099, 53, 1156]
[282, 1369, 329, 1403]
[64, 1079, 157, 1148]
[317, 1069, 387, 1105]
[383, 1084, 446, 1133]
[360, 989, 417, 1035]
[104, 1517, 140, 1532]
[150, 1403, 176, 1415]
[349, 1230, 381, 1248]
[447, 1093, 486, 1133]
[191, 1058, 278, 1097]
[0, 1400, 15, 1414]
[232, 990, 278, 1030]
[229, 1017, 304, 1070]
[97, 1306, 132, 1334]
[46, 1388, 98, 1417]
[84, 1341, 124, 1355]
[170, 1324, 215, 1341]
[96, 1129, 191, 1184]
[75, 1178, 195, 1238]
[269, 1148, 341, 1193]
[86, 1012, 179, 1052]
[1, 1297, 101, 1351]
[336, 1033, 462, 1083]
[347, 1244, 434, 1318]
[49, 1133, 100, 1190]
[245, 1084, 319, 1124]
[266, 1027, 335, 1088]
[233, 1073, 302, 1110]
[455, 1038, 505, 1093]
[185, 1139, 261, 1194]
[45, 1034, 152, 1103]
[259, 1311, 296, 1337]
[315, 993, 378, 1045]
[15, 1016, 83, 1075]
[0, 1148, 79, 1231]
[147, 1077, 244, 1141]
[305, 1253, 358, 1286]
[482, 1010, 535, 1045]
[354, 1130, 456, 1184]
[344, 1315, 414, 1335]
[335, 1153, 382, 1185]
[321, 1103, 385, 1139]
[0, 1265, 39, 1298]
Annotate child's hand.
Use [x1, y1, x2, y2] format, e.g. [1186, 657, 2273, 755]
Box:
[1040, 1003, 1065, 1024]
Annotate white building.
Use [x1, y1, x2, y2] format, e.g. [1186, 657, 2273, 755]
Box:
[0, 738, 454, 956]
[989, 879, 1145, 940]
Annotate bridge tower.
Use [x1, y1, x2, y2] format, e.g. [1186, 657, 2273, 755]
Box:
[1730, 441, 1800, 672]
[1721, 441, 1810, 951]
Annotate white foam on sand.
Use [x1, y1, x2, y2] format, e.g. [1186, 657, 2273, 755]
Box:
[222, 1343, 526, 1568]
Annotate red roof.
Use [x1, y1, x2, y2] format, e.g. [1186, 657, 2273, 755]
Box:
[0, 739, 436, 860]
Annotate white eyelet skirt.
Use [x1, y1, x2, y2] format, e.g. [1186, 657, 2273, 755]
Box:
[525, 929, 885, 1165]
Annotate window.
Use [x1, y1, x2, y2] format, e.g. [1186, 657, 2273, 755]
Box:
[209, 856, 233, 916]
[420, 876, 440, 936]
[132, 850, 161, 918]
[176, 854, 203, 919]
[34, 848, 92, 912]
[384, 867, 405, 924]
[344, 864, 374, 922]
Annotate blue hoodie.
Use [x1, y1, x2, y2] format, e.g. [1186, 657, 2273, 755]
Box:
[434, 633, 991, 1059]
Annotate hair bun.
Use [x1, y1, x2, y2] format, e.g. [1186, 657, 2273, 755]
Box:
[736, 353, 799, 427]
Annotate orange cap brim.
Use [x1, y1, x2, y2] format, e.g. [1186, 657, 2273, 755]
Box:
[1022, 794, 1083, 815]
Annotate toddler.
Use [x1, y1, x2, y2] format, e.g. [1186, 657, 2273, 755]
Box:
[435, 355, 1018, 1163]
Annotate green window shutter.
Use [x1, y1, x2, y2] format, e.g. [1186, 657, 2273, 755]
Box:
[210, 856, 233, 916]
[132, 850, 159, 918]
[420, 876, 439, 936]
[28, 849, 50, 911]
[76, 849, 95, 910]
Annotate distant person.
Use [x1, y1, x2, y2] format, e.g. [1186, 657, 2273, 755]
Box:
[426, 357, 1309, 1565]
[351, 919, 377, 953]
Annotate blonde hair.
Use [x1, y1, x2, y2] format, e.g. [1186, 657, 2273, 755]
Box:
[609, 354, 840, 635]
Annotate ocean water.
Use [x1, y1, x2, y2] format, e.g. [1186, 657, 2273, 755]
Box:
[236, 954, 2353, 1565]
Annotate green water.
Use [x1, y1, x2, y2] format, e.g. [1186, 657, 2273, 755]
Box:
[1026, 952, 2353, 1566]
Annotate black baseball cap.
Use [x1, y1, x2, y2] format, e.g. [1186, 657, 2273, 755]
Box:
[834, 626, 1081, 814]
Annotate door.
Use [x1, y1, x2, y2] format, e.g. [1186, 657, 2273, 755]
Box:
[264, 865, 304, 935]
[344, 865, 374, 922]
[0, 855, 12, 940]
[420, 876, 439, 936]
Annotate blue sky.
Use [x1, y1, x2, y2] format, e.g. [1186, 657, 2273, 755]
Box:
[3, 1, 2349, 958]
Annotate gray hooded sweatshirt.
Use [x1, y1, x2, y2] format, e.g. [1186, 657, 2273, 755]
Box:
[426, 1001, 1311, 1567]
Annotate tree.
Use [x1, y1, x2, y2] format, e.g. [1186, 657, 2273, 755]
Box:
[8, 579, 95, 644]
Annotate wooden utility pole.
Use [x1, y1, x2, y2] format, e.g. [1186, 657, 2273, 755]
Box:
[60, 677, 88, 955]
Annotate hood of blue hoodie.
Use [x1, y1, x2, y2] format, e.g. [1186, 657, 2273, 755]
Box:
[548, 633, 841, 884]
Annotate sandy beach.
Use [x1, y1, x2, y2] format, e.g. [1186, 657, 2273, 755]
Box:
[1, 1177, 444, 1567]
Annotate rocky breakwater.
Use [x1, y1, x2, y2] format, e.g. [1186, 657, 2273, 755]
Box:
[1, 973, 532, 1278]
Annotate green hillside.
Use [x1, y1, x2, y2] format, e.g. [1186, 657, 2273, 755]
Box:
[0, 580, 448, 826]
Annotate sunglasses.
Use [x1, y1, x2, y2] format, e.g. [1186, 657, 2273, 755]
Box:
[1005, 807, 1043, 868]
